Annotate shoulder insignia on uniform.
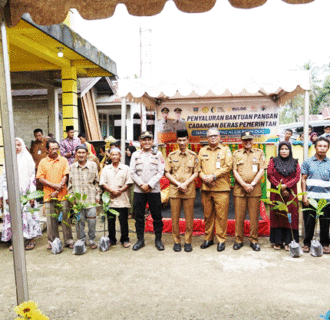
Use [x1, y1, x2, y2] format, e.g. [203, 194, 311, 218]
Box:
[202, 154, 208, 157]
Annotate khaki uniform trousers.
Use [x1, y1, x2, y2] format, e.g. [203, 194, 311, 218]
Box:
[170, 197, 195, 244]
[201, 191, 230, 243]
[234, 196, 260, 243]
[45, 200, 73, 245]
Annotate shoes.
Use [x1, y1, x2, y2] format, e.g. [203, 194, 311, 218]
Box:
[155, 239, 165, 251]
[25, 241, 35, 251]
[173, 243, 181, 252]
[233, 242, 243, 250]
[284, 245, 290, 251]
[217, 242, 225, 252]
[250, 242, 260, 251]
[184, 243, 192, 252]
[323, 246, 330, 254]
[46, 244, 52, 250]
[132, 240, 145, 251]
[273, 245, 281, 250]
[90, 243, 97, 250]
[302, 245, 310, 253]
[65, 243, 74, 249]
[200, 240, 214, 249]
[110, 241, 117, 246]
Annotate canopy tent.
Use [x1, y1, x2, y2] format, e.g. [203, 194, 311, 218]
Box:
[118, 71, 311, 106]
[3, 0, 315, 27]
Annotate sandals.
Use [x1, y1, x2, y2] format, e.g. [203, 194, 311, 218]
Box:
[9, 245, 13, 251]
[46, 244, 52, 250]
[25, 241, 35, 250]
[284, 245, 290, 251]
[323, 246, 330, 254]
[273, 245, 281, 250]
[90, 243, 97, 250]
[302, 245, 310, 253]
[122, 242, 131, 248]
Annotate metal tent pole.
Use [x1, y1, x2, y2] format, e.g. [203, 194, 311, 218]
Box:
[0, 16, 29, 304]
[303, 90, 310, 161]
[121, 97, 126, 163]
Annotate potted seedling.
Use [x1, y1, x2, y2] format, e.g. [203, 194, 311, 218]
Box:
[65, 192, 99, 255]
[262, 182, 305, 257]
[302, 198, 327, 257]
[99, 191, 119, 252]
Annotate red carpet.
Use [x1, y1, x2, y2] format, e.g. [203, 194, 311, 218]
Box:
[145, 201, 270, 236]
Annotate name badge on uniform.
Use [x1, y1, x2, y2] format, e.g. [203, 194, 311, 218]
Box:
[252, 164, 258, 173]
[37, 150, 41, 155]
[216, 161, 221, 169]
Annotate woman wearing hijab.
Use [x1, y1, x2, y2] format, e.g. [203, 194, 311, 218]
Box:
[267, 141, 300, 250]
[0, 138, 41, 250]
[125, 145, 136, 166]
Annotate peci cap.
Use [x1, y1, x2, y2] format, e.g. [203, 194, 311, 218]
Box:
[241, 131, 254, 140]
[161, 107, 170, 113]
[75, 144, 88, 152]
[174, 108, 182, 113]
[66, 125, 74, 132]
[177, 129, 188, 138]
[140, 131, 153, 139]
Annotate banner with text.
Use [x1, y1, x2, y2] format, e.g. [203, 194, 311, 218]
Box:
[156, 100, 279, 143]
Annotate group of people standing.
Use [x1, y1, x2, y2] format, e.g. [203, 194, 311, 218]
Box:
[1, 124, 330, 255]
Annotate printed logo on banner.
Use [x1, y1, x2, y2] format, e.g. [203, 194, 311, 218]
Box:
[261, 105, 266, 111]
[202, 107, 209, 113]
[211, 107, 216, 113]
[193, 107, 199, 113]
[217, 107, 225, 112]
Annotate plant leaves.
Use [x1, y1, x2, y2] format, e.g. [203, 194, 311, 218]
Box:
[268, 188, 281, 195]
[308, 198, 318, 210]
[82, 194, 87, 201]
[108, 209, 120, 216]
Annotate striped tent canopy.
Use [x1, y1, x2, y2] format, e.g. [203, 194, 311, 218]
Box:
[4, 0, 315, 27]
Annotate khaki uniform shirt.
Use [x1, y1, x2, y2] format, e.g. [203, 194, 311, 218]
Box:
[198, 144, 233, 192]
[165, 148, 199, 199]
[100, 163, 133, 208]
[233, 147, 267, 197]
[157, 118, 174, 133]
[30, 138, 48, 167]
[130, 150, 165, 193]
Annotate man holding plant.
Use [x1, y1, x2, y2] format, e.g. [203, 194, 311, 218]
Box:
[100, 147, 133, 248]
[37, 139, 74, 249]
[301, 136, 330, 254]
[68, 145, 101, 249]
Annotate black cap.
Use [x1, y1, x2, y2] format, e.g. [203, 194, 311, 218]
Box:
[66, 125, 74, 132]
[241, 131, 254, 140]
[174, 108, 182, 113]
[325, 125, 330, 129]
[140, 131, 153, 139]
[161, 107, 170, 113]
[110, 140, 118, 147]
[177, 129, 188, 138]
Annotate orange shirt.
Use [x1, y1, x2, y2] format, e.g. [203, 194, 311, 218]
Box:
[36, 155, 69, 202]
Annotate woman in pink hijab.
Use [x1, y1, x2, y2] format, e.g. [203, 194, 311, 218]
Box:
[0, 138, 41, 250]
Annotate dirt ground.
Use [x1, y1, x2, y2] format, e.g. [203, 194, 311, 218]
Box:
[1, 219, 330, 320]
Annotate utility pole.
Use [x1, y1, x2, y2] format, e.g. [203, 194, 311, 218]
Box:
[139, 19, 152, 78]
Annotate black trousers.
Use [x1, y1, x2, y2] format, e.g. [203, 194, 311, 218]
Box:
[303, 204, 330, 247]
[108, 208, 129, 244]
[134, 192, 163, 240]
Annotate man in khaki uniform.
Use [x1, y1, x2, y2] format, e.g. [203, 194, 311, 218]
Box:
[198, 128, 233, 252]
[232, 131, 267, 251]
[165, 129, 199, 252]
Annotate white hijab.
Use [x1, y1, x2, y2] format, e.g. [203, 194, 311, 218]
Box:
[15, 138, 36, 194]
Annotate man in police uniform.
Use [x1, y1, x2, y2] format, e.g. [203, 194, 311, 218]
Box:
[130, 131, 165, 251]
[165, 129, 199, 252]
[156, 107, 174, 133]
[232, 131, 267, 251]
[173, 108, 187, 131]
[198, 128, 233, 252]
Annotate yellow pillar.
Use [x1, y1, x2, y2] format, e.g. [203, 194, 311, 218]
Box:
[61, 67, 78, 136]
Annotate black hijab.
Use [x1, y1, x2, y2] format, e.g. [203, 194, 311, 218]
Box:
[125, 146, 136, 166]
[273, 141, 298, 177]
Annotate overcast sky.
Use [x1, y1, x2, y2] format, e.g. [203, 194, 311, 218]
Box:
[73, 0, 330, 80]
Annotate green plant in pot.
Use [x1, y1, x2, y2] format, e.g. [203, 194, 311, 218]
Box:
[302, 198, 327, 257]
[262, 182, 305, 257]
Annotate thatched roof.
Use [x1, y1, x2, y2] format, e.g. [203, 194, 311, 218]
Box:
[4, 0, 315, 27]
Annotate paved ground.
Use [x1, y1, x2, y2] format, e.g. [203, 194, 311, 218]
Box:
[1, 219, 330, 320]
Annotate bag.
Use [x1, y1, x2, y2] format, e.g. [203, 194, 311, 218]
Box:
[310, 239, 323, 257]
[72, 240, 86, 255]
[289, 240, 302, 258]
[51, 238, 63, 254]
[99, 236, 110, 252]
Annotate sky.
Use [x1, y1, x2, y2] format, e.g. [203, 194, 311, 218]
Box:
[73, 0, 330, 80]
